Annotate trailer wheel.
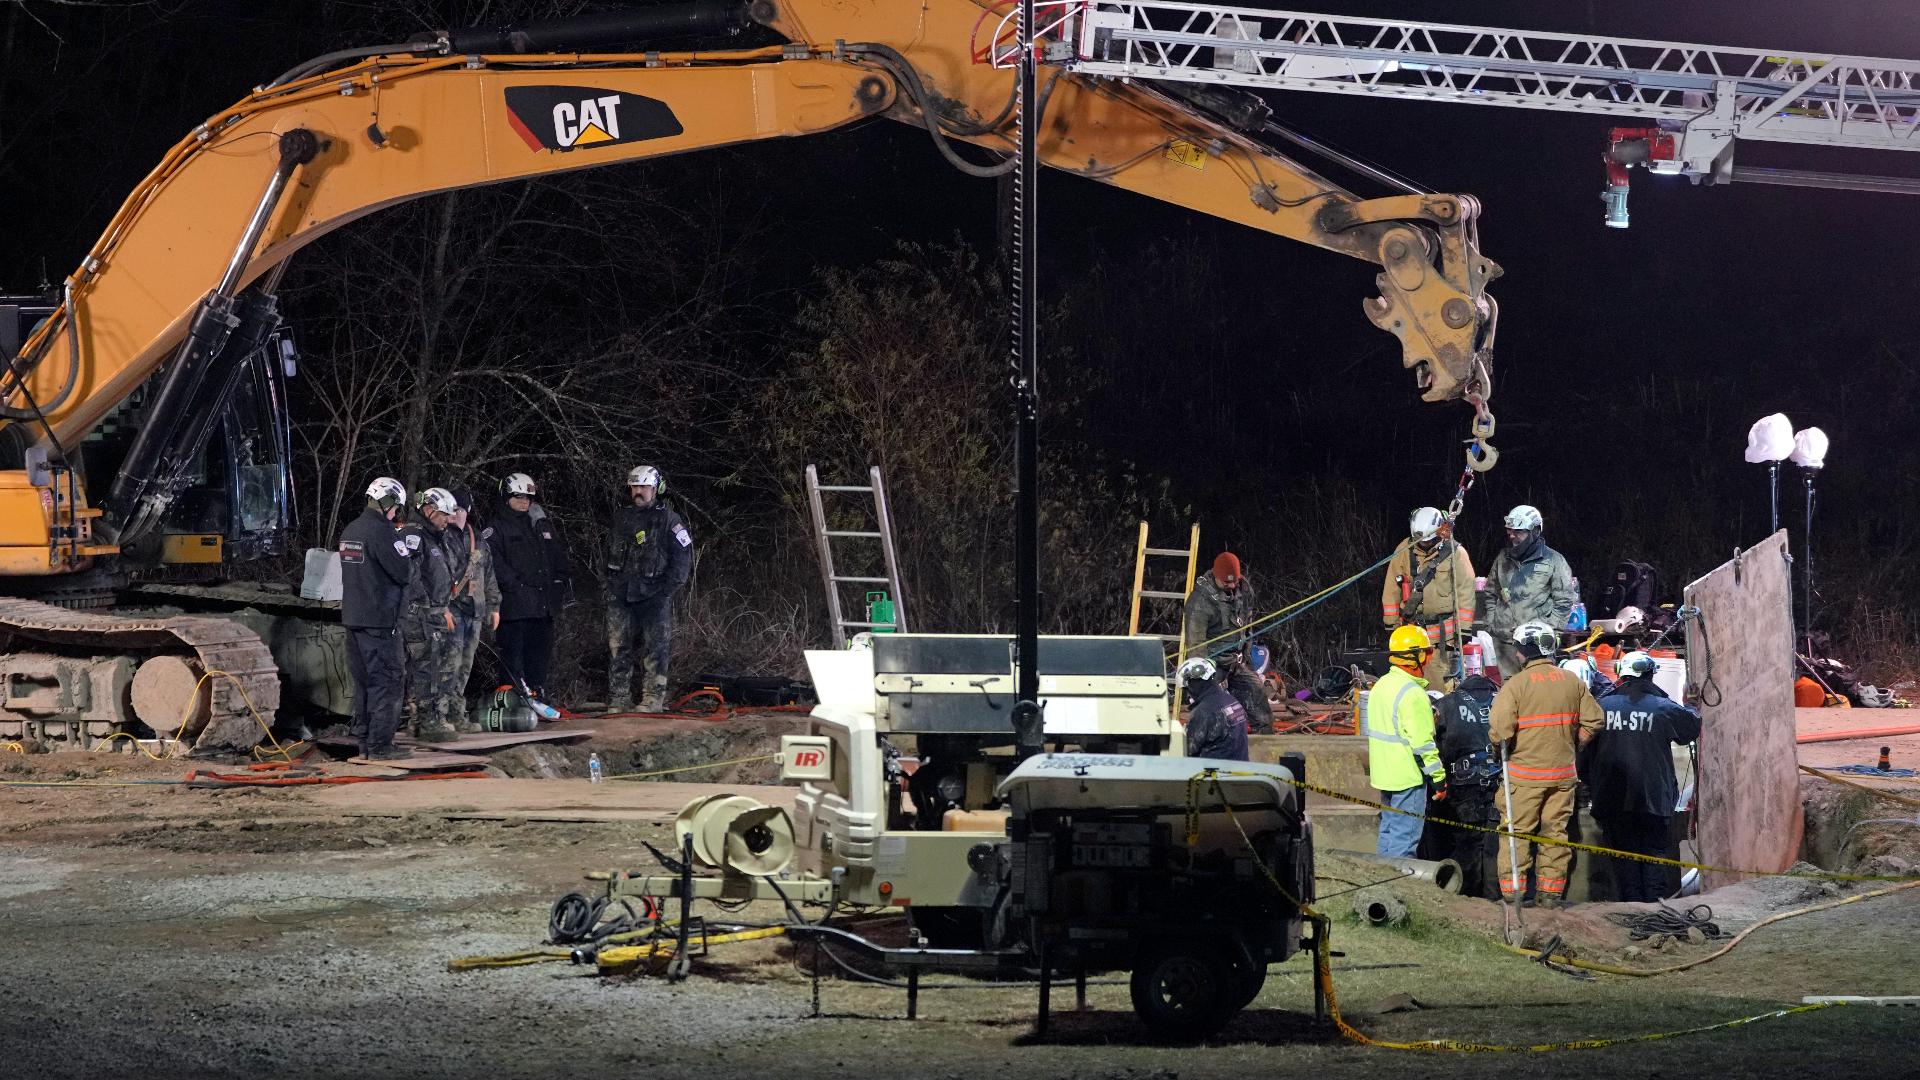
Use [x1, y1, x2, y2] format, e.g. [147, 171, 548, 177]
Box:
[1226, 957, 1267, 1013]
[1129, 940, 1233, 1041]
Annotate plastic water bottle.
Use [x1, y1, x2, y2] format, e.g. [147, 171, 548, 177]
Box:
[588, 753, 603, 785]
[1568, 578, 1588, 631]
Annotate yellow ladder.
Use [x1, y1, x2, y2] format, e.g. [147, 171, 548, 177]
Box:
[1128, 522, 1200, 664]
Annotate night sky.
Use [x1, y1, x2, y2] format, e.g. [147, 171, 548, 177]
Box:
[5, 0, 1919, 659]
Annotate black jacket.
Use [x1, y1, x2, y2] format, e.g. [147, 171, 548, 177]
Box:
[487, 502, 568, 621]
[338, 506, 411, 629]
[1436, 675, 1496, 765]
[400, 514, 454, 623]
[1186, 684, 1249, 762]
[1587, 676, 1702, 818]
[605, 501, 693, 603]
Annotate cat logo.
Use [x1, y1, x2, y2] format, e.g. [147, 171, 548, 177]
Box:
[504, 85, 684, 153]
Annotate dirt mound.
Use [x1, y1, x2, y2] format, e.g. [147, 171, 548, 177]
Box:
[489, 713, 792, 785]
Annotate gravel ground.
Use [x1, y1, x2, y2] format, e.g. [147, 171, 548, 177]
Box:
[5, 771, 1918, 1079]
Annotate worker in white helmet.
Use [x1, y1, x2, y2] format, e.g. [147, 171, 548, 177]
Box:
[337, 477, 415, 760]
[604, 465, 694, 713]
[1176, 656, 1249, 762]
[1485, 504, 1577, 677]
[1380, 505, 1477, 689]
[486, 472, 569, 702]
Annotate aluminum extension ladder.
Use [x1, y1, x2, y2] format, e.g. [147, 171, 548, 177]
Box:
[805, 465, 911, 649]
[1128, 522, 1200, 665]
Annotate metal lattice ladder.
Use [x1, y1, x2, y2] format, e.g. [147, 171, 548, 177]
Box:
[1128, 522, 1200, 665]
[805, 465, 911, 649]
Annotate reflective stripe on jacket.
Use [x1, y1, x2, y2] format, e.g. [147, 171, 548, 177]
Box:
[1379, 537, 1477, 640]
[1365, 665, 1446, 792]
[1488, 658, 1604, 786]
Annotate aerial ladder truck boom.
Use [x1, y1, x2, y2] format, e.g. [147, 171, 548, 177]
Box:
[999, 2, 1920, 226]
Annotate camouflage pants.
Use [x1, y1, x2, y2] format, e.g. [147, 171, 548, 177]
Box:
[608, 593, 673, 709]
[403, 615, 457, 734]
[448, 610, 483, 728]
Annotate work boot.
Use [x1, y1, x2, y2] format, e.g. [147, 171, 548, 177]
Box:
[642, 689, 668, 714]
[454, 719, 481, 734]
[415, 722, 459, 743]
[607, 695, 634, 715]
[1535, 896, 1565, 911]
[367, 744, 414, 761]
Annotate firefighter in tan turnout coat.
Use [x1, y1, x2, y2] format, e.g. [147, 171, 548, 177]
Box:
[1487, 620, 1603, 908]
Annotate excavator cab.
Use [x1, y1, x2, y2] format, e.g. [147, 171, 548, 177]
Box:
[2, 294, 296, 582]
[80, 329, 297, 576]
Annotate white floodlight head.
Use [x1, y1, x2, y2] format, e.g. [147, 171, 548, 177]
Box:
[1744, 414, 1794, 463]
[1791, 427, 1828, 470]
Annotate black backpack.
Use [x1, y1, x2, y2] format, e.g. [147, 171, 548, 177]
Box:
[1598, 560, 1660, 619]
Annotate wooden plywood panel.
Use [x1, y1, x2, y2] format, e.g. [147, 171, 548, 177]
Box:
[1686, 531, 1800, 889]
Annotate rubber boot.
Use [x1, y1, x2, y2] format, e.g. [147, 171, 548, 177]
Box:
[643, 679, 669, 714]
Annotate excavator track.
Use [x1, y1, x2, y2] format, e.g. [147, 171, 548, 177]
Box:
[0, 597, 280, 754]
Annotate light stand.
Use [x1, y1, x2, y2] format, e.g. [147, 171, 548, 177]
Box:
[1769, 461, 1781, 535]
[1791, 427, 1828, 656]
[1744, 413, 1793, 538]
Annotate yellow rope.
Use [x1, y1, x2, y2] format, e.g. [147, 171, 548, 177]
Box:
[83, 667, 292, 763]
[1501, 879, 1920, 977]
[1177, 557, 1391, 660]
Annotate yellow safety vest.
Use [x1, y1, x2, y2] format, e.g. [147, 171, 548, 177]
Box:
[1364, 665, 1446, 792]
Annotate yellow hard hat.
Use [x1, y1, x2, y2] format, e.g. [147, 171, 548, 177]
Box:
[1387, 625, 1433, 669]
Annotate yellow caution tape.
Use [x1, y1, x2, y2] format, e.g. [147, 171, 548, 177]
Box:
[1205, 767, 1920, 884]
[1799, 764, 1920, 810]
[1190, 773, 1862, 1053]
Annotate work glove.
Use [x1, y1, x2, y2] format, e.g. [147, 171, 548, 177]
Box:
[1427, 777, 1451, 804]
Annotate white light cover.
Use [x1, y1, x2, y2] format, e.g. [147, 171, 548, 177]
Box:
[1791, 426, 1828, 469]
[1744, 413, 1794, 463]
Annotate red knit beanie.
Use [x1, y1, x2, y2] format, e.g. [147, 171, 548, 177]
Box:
[1213, 551, 1242, 580]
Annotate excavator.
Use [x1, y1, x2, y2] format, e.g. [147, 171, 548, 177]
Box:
[0, 0, 1499, 753]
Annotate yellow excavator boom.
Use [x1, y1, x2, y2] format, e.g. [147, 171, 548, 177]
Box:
[1, 0, 1499, 578]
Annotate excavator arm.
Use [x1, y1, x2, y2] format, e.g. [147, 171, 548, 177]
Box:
[1, 0, 1500, 577]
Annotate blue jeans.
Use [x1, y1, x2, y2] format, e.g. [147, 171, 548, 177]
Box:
[1377, 786, 1428, 858]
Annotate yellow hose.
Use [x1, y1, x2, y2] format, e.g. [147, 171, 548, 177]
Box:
[1504, 879, 1920, 976]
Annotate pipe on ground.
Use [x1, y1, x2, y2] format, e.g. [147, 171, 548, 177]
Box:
[1797, 724, 1920, 745]
[1327, 849, 1464, 894]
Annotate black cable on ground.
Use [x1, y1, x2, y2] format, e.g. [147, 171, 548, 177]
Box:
[548, 893, 657, 945]
[1605, 902, 1729, 942]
